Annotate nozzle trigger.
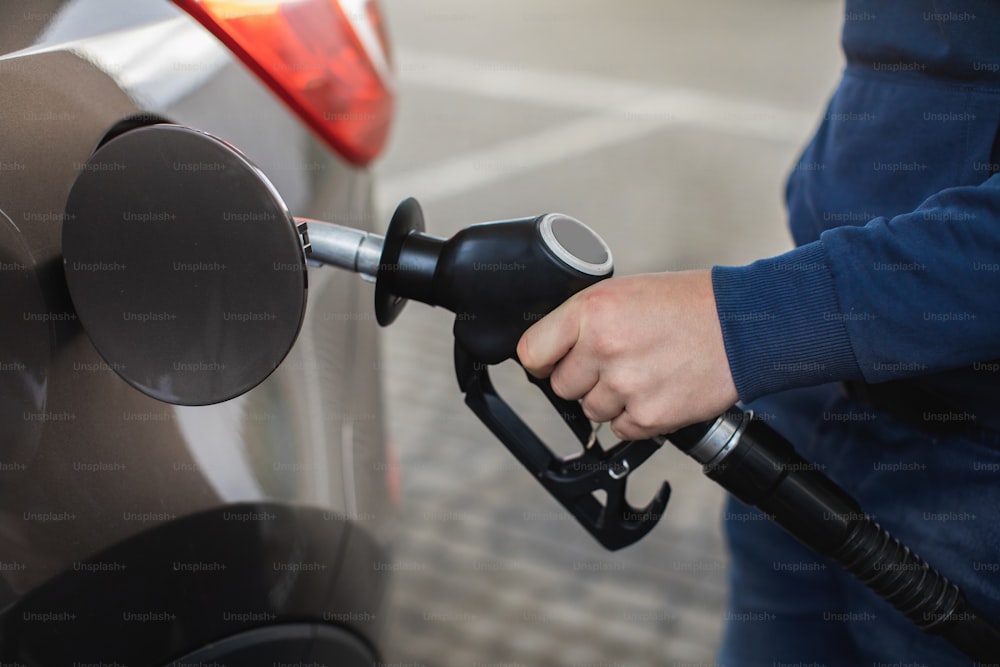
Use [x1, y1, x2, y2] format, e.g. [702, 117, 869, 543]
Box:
[454, 344, 670, 551]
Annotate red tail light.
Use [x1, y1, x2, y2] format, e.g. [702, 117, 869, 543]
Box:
[173, 0, 394, 166]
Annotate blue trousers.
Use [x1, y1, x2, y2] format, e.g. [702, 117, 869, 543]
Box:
[717, 383, 1000, 666]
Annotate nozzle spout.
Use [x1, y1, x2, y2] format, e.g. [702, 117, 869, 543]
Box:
[298, 218, 385, 280]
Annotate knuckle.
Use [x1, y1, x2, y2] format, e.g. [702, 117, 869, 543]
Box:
[627, 403, 662, 433]
[548, 370, 573, 400]
[589, 333, 622, 358]
[602, 370, 630, 396]
[581, 402, 601, 423]
[580, 396, 611, 423]
[579, 284, 612, 309]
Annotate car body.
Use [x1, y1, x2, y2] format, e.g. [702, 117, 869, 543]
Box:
[0, 0, 396, 663]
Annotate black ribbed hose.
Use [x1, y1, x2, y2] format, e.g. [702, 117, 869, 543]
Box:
[669, 414, 1000, 662]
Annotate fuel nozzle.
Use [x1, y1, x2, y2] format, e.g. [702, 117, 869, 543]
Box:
[298, 198, 665, 551]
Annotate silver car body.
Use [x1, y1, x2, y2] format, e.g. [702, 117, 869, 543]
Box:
[0, 0, 393, 662]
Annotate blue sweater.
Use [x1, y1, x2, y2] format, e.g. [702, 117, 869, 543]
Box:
[713, 0, 1000, 425]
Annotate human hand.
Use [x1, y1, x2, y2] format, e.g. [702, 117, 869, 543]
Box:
[516, 270, 738, 441]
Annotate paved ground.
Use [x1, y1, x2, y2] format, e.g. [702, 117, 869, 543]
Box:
[374, 1, 844, 664]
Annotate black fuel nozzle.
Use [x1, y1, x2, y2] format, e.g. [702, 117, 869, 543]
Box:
[304, 197, 670, 550]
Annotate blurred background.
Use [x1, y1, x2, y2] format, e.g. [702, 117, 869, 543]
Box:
[374, 1, 844, 664]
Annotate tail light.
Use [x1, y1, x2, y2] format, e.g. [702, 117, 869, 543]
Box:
[173, 0, 394, 166]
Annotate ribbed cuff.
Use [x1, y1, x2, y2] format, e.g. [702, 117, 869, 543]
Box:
[712, 241, 863, 402]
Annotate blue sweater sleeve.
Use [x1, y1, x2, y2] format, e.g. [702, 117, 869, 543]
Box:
[713, 173, 1000, 403]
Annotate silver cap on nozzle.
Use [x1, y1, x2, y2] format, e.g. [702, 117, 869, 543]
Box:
[538, 214, 613, 277]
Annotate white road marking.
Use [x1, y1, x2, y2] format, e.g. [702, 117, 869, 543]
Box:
[378, 50, 817, 208]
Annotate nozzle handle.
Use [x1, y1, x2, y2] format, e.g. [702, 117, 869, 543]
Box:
[455, 344, 670, 551]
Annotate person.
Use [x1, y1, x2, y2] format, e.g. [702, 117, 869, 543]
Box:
[517, 2, 1000, 665]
